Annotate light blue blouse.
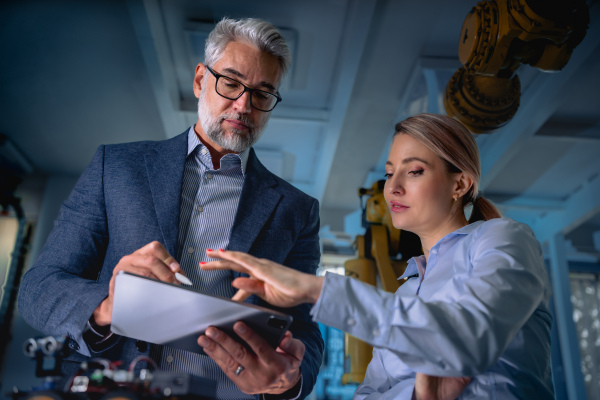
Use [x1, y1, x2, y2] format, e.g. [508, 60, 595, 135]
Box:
[311, 218, 554, 399]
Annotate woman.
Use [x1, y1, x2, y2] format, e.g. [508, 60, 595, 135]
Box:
[202, 114, 554, 399]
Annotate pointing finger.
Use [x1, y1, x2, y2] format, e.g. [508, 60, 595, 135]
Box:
[232, 289, 252, 302]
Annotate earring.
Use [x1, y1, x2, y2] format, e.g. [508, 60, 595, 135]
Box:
[452, 195, 458, 203]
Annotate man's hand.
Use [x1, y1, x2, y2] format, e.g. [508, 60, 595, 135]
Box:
[414, 372, 472, 400]
[92, 241, 184, 326]
[198, 321, 304, 395]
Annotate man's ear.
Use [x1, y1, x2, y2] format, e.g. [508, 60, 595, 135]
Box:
[454, 172, 474, 199]
[193, 63, 207, 98]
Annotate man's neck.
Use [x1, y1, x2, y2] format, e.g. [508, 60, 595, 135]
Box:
[193, 125, 238, 170]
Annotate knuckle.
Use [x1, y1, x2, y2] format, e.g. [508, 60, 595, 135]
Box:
[253, 342, 270, 355]
[233, 346, 248, 361]
[224, 358, 238, 371]
[138, 269, 153, 278]
[148, 241, 162, 251]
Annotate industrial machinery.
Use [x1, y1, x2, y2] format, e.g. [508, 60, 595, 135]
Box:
[341, 181, 422, 385]
[444, 0, 590, 133]
[9, 336, 216, 400]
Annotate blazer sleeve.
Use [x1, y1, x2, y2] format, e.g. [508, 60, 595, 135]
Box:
[18, 146, 113, 357]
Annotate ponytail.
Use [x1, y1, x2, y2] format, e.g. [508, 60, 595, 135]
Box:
[468, 196, 502, 223]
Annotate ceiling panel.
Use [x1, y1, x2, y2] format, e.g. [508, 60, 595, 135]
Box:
[1, 0, 599, 254]
[486, 135, 600, 199]
[159, 0, 353, 110]
[0, 0, 166, 176]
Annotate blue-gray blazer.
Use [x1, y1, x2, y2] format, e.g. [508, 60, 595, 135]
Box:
[18, 131, 324, 399]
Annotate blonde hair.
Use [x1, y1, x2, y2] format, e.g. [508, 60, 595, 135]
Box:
[393, 113, 501, 223]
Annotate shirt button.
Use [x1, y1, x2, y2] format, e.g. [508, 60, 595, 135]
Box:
[201, 148, 208, 155]
[372, 329, 380, 337]
[197, 205, 204, 212]
[347, 318, 356, 326]
[431, 249, 438, 255]
[206, 173, 213, 180]
[166, 355, 174, 364]
[68, 341, 80, 350]
[187, 247, 194, 254]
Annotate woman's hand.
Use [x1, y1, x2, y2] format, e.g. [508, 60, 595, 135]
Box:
[202, 249, 323, 307]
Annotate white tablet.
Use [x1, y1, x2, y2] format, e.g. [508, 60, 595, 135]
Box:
[110, 271, 293, 354]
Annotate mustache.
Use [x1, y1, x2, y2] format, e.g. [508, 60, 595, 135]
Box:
[218, 113, 255, 131]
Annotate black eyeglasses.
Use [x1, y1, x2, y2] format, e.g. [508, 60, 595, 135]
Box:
[205, 66, 282, 112]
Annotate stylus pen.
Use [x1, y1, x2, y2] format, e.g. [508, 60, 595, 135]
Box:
[175, 272, 193, 285]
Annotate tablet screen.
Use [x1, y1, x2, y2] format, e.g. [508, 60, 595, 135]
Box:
[111, 271, 293, 354]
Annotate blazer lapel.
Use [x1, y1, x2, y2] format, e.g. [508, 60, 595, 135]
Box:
[229, 148, 281, 256]
[144, 131, 188, 258]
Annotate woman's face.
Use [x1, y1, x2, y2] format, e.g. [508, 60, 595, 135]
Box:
[384, 133, 462, 237]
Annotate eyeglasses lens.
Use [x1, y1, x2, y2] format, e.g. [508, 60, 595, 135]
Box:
[216, 76, 277, 111]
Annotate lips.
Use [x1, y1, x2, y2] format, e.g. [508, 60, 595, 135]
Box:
[389, 201, 409, 213]
[225, 119, 249, 131]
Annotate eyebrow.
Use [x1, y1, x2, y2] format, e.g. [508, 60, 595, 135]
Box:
[386, 157, 431, 167]
[221, 67, 277, 92]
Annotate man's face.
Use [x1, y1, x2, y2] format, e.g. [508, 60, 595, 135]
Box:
[194, 41, 282, 153]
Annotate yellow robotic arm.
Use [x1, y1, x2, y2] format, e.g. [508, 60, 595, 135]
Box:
[444, 0, 590, 133]
[342, 181, 422, 384]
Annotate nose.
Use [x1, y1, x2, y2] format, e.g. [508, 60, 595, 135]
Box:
[384, 174, 405, 196]
[232, 90, 252, 113]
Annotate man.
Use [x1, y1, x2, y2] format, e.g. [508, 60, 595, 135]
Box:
[18, 17, 323, 400]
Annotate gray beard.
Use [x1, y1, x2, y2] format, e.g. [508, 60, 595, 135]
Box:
[197, 90, 267, 152]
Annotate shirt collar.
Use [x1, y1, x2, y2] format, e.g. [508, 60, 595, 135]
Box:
[398, 260, 420, 280]
[451, 220, 485, 235]
[429, 220, 487, 249]
[186, 126, 250, 175]
[398, 220, 487, 280]
[399, 256, 427, 280]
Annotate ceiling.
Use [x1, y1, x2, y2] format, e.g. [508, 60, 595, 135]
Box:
[1, 0, 600, 258]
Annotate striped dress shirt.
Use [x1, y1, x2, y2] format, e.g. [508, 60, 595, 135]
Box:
[151, 127, 254, 399]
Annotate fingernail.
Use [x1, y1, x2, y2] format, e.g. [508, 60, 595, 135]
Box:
[234, 322, 246, 334]
[199, 261, 207, 265]
[219, 248, 225, 252]
[206, 328, 219, 339]
[198, 336, 209, 346]
[169, 262, 180, 272]
[206, 248, 213, 252]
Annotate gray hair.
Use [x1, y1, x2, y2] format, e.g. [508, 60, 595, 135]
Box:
[204, 17, 291, 78]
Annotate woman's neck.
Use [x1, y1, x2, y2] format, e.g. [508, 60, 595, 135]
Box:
[418, 215, 468, 261]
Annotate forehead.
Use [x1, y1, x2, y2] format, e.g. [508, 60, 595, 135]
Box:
[213, 41, 282, 89]
[389, 134, 433, 158]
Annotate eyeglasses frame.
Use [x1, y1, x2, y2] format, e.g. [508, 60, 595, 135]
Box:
[205, 66, 282, 112]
